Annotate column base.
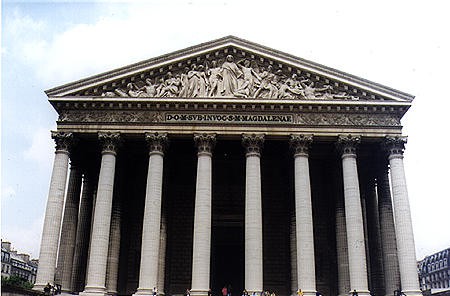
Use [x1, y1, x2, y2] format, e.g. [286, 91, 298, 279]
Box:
[190, 289, 210, 296]
[300, 290, 317, 296]
[245, 290, 263, 296]
[348, 290, 370, 296]
[401, 290, 422, 296]
[80, 286, 108, 296]
[133, 288, 156, 296]
[33, 283, 47, 292]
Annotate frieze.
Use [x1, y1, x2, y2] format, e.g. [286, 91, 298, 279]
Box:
[58, 110, 165, 123]
[58, 110, 400, 127]
[295, 113, 401, 126]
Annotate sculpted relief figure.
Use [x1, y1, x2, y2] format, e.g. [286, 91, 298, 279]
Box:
[179, 67, 191, 97]
[300, 80, 331, 100]
[220, 55, 242, 96]
[143, 78, 157, 97]
[159, 72, 181, 97]
[186, 64, 209, 97]
[254, 65, 279, 99]
[103, 55, 364, 101]
[278, 73, 304, 99]
[207, 60, 222, 97]
[235, 59, 261, 98]
[196, 65, 209, 97]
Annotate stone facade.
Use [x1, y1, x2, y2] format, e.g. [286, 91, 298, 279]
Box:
[35, 36, 420, 296]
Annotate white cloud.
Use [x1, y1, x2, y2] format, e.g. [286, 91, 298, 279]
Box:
[23, 127, 54, 172]
[1, 185, 17, 202]
[3, 7, 48, 63]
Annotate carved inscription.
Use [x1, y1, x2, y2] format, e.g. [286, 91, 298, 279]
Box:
[165, 113, 293, 124]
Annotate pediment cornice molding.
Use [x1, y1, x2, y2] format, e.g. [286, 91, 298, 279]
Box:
[45, 36, 414, 104]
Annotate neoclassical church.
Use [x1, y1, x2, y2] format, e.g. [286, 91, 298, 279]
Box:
[34, 36, 421, 296]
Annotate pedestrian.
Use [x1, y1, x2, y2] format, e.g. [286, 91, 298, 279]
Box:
[222, 286, 228, 296]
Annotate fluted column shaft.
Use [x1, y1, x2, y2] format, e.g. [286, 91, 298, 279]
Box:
[290, 135, 316, 296]
[135, 133, 168, 296]
[384, 137, 421, 296]
[81, 132, 120, 296]
[106, 197, 121, 295]
[71, 174, 95, 292]
[157, 214, 167, 295]
[336, 191, 350, 296]
[337, 135, 370, 296]
[363, 177, 385, 296]
[242, 134, 264, 294]
[191, 134, 216, 296]
[290, 214, 297, 296]
[57, 162, 82, 292]
[377, 163, 401, 296]
[34, 132, 73, 291]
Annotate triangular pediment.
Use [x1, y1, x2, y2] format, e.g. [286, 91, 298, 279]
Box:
[46, 36, 413, 103]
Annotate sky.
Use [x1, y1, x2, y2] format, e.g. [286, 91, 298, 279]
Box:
[1, 0, 450, 260]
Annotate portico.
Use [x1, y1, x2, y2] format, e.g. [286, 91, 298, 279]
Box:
[34, 36, 421, 296]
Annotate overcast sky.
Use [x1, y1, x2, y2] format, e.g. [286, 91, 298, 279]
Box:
[1, 0, 449, 260]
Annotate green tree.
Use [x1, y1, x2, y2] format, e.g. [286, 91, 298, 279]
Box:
[1, 275, 34, 289]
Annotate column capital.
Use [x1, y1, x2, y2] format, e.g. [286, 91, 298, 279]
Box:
[194, 133, 216, 155]
[336, 134, 361, 157]
[242, 134, 265, 157]
[383, 136, 407, 159]
[98, 132, 121, 155]
[145, 132, 168, 155]
[51, 131, 74, 153]
[290, 134, 313, 157]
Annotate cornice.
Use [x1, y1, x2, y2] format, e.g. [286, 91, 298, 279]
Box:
[49, 96, 411, 117]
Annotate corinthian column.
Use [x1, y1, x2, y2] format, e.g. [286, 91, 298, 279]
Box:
[190, 133, 216, 296]
[34, 132, 74, 291]
[336, 135, 370, 296]
[384, 137, 421, 296]
[376, 161, 401, 296]
[242, 134, 264, 295]
[81, 132, 121, 296]
[71, 172, 96, 292]
[290, 135, 316, 296]
[56, 159, 82, 292]
[135, 133, 168, 296]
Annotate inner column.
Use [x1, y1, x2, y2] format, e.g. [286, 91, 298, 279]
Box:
[242, 134, 264, 295]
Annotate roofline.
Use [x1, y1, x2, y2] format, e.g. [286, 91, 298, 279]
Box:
[45, 35, 414, 102]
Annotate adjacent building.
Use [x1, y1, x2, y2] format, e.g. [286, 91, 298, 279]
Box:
[418, 248, 450, 292]
[1, 242, 12, 278]
[34, 36, 421, 296]
[1, 240, 39, 284]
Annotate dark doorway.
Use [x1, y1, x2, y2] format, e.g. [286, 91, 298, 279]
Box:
[211, 225, 244, 296]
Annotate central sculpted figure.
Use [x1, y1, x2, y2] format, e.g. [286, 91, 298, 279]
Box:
[221, 55, 242, 96]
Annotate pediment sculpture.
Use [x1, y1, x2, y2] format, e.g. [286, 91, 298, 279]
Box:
[101, 54, 360, 101]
